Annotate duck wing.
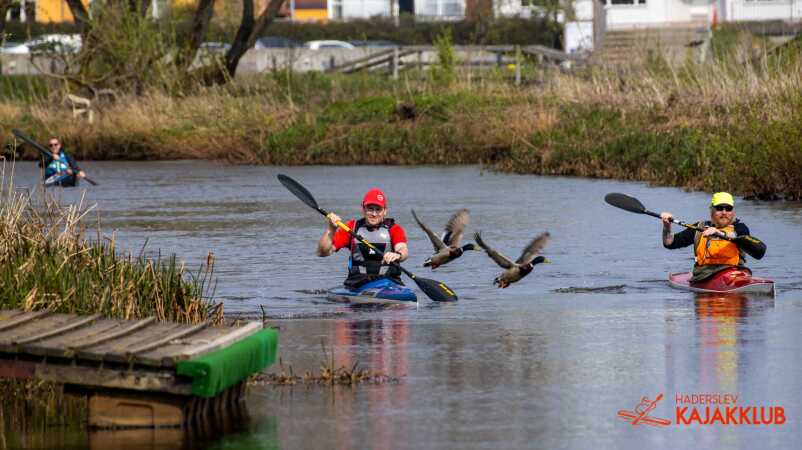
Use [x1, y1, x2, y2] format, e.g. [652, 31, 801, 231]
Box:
[411, 209, 447, 251]
[516, 232, 550, 265]
[441, 208, 469, 247]
[474, 232, 514, 269]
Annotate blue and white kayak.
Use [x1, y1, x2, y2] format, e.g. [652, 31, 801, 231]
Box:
[44, 173, 77, 187]
[327, 278, 418, 306]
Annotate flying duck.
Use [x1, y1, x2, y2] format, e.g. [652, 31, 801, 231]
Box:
[474, 231, 550, 288]
[411, 208, 476, 269]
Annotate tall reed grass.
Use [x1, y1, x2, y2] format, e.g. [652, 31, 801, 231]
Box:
[0, 165, 218, 321]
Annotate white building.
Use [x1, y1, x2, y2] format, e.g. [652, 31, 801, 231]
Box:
[566, 0, 802, 53]
[329, 0, 465, 20]
[329, 0, 391, 19]
[416, 0, 465, 19]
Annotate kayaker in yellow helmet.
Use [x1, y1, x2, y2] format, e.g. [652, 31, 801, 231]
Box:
[660, 192, 766, 282]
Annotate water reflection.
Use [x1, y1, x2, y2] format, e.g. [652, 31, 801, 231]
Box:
[694, 294, 771, 391]
[335, 319, 410, 450]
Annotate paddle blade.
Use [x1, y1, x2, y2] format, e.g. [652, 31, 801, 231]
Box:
[412, 275, 458, 302]
[83, 176, 98, 186]
[604, 193, 647, 214]
[277, 174, 319, 210]
[12, 128, 49, 157]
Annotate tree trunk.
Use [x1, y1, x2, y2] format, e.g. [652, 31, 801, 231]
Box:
[65, 0, 91, 32]
[224, 0, 286, 78]
[175, 0, 216, 70]
[0, 0, 12, 40]
[185, 0, 217, 67]
[128, 0, 152, 16]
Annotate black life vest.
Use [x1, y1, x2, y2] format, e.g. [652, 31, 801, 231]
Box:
[345, 218, 403, 288]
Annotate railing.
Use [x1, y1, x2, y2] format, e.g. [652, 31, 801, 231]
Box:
[326, 45, 584, 83]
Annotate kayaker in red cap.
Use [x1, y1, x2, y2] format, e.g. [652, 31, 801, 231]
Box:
[659, 192, 766, 282]
[317, 188, 409, 288]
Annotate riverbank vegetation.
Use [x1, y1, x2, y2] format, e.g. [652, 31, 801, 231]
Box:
[0, 167, 219, 433]
[0, 171, 218, 321]
[2, 26, 801, 199]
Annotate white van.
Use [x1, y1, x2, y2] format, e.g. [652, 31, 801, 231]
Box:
[304, 40, 355, 50]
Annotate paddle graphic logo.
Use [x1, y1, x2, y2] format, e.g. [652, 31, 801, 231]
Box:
[618, 394, 671, 427]
[618, 393, 787, 427]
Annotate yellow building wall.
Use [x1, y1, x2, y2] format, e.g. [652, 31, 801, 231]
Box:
[293, 9, 328, 23]
[171, 0, 272, 10]
[36, 0, 90, 23]
[34, 1, 322, 23]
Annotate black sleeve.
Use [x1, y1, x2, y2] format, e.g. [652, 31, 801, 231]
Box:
[664, 227, 696, 249]
[733, 221, 750, 237]
[732, 221, 766, 259]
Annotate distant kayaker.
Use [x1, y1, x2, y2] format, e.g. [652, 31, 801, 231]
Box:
[660, 192, 766, 282]
[38, 137, 88, 187]
[317, 188, 409, 288]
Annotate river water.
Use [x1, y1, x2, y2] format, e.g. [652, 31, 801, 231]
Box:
[5, 161, 802, 450]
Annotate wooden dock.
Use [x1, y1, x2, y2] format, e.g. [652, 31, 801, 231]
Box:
[0, 309, 278, 428]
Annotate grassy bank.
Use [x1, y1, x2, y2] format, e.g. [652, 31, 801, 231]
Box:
[2, 38, 801, 199]
[0, 166, 219, 432]
[0, 173, 218, 320]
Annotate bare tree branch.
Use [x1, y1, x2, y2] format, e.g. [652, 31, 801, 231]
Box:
[180, 0, 216, 69]
[65, 0, 91, 32]
[224, 0, 286, 77]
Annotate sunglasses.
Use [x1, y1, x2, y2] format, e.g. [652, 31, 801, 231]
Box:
[49, 143, 60, 147]
[713, 205, 733, 212]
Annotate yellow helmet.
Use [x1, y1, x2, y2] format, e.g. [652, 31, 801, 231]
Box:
[711, 192, 734, 207]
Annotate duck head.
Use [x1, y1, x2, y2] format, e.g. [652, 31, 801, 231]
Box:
[493, 274, 511, 288]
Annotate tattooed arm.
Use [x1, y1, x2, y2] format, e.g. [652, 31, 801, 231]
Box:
[660, 212, 674, 247]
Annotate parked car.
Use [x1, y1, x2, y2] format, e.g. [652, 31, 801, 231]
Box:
[0, 34, 82, 55]
[304, 40, 355, 50]
[348, 40, 400, 48]
[199, 42, 231, 53]
[255, 36, 301, 49]
[0, 42, 26, 54]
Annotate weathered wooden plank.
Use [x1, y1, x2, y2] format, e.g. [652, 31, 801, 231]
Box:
[137, 322, 262, 366]
[0, 310, 50, 332]
[80, 322, 185, 361]
[0, 309, 28, 322]
[126, 322, 210, 357]
[21, 319, 127, 356]
[34, 362, 193, 395]
[14, 314, 102, 345]
[0, 313, 86, 351]
[0, 358, 36, 380]
[71, 317, 157, 351]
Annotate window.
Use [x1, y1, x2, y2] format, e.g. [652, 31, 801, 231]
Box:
[330, 0, 343, 19]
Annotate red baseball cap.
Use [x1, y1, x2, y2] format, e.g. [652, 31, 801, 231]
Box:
[362, 188, 387, 208]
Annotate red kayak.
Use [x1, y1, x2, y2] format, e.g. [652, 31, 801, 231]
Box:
[668, 267, 775, 297]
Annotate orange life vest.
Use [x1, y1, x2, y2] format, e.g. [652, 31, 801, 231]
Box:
[694, 224, 741, 266]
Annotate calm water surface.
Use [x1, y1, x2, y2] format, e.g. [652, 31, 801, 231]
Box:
[5, 162, 802, 450]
